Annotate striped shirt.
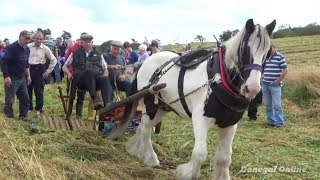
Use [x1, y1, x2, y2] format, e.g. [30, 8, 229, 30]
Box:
[43, 39, 57, 54]
[262, 52, 287, 84]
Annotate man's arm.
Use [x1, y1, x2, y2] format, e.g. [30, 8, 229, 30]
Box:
[274, 57, 288, 85]
[45, 46, 57, 73]
[274, 68, 288, 85]
[107, 64, 121, 69]
[62, 63, 72, 80]
[101, 55, 109, 77]
[25, 67, 30, 77]
[25, 67, 31, 85]
[65, 47, 72, 59]
[62, 53, 73, 81]
[103, 69, 109, 77]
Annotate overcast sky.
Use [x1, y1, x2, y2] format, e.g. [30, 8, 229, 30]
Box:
[0, 0, 318, 45]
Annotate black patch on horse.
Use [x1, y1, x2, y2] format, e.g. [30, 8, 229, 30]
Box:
[203, 83, 249, 128]
[205, 49, 250, 128]
[144, 93, 158, 120]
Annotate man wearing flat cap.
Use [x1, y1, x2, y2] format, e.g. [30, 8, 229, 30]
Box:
[64, 32, 88, 117]
[103, 40, 132, 101]
[1, 30, 32, 119]
[62, 33, 112, 111]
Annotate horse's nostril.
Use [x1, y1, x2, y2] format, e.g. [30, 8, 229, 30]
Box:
[245, 85, 250, 93]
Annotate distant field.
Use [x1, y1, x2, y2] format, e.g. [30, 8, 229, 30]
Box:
[164, 35, 320, 72]
[0, 35, 319, 179]
[273, 35, 320, 71]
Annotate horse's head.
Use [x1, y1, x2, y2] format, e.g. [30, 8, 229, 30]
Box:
[225, 19, 276, 99]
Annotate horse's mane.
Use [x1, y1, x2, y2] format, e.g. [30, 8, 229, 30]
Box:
[223, 28, 245, 71]
[224, 24, 271, 72]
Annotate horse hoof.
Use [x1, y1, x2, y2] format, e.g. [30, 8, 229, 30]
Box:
[176, 163, 199, 180]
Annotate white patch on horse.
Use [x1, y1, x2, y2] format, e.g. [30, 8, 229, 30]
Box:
[125, 19, 276, 179]
[242, 69, 262, 99]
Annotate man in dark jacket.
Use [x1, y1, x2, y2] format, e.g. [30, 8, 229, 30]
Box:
[1, 30, 32, 119]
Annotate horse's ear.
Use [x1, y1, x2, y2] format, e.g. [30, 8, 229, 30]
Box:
[266, 19, 276, 35]
[245, 19, 255, 33]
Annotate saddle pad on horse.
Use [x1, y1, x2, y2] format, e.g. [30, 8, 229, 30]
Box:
[175, 49, 214, 69]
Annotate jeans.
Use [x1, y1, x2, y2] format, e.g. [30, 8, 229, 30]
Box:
[262, 82, 284, 126]
[4, 77, 29, 118]
[53, 62, 61, 83]
[109, 79, 132, 101]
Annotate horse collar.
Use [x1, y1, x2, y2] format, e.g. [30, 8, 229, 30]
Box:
[218, 47, 237, 97]
[204, 47, 251, 128]
[217, 47, 247, 99]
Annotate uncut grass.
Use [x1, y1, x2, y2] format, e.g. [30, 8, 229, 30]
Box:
[0, 76, 319, 179]
[0, 115, 175, 179]
[0, 35, 320, 179]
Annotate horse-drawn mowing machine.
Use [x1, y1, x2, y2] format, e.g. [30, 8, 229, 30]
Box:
[52, 64, 164, 136]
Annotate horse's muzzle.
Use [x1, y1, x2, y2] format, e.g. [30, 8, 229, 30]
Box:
[242, 84, 261, 99]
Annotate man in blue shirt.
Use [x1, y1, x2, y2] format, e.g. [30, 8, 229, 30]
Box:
[1, 30, 32, 119]
[262, 44, 288, 128]
[103, 40, 132, 101]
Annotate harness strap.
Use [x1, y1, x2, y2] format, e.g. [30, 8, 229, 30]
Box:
[178, 67, 192, 118]
[243, 64, 262, 72]
[149, 57, 179, 84]
[219, 47, 237, 97]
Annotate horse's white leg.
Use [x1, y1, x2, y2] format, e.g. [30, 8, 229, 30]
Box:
[176, 109, 214, 180]
[212, 124, 238, 180]
[126, 99, 165, 166]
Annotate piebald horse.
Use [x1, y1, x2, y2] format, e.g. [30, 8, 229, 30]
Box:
[115, 19, 276, 179]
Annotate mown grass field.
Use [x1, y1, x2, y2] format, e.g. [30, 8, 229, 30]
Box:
[0, 35, 319, 179]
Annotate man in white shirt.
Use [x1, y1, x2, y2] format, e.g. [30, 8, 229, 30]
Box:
[27, 31, 57, 114]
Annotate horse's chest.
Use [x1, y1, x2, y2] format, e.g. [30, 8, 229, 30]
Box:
[204, 83, 250, 128]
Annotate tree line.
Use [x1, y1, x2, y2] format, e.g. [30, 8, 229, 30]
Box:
[33, 22, 320, 50]
[218, 22, 320, 41]
[272, 22, 320, 38]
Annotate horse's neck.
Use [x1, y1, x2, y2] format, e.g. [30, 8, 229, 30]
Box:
[154, 52, 178, 66]
[224, 40, 240, 71]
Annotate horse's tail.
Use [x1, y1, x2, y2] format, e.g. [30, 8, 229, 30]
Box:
[107, 78, 139, 140]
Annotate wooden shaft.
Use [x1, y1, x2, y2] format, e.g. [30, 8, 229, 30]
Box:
[98, 83, 166, 116]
